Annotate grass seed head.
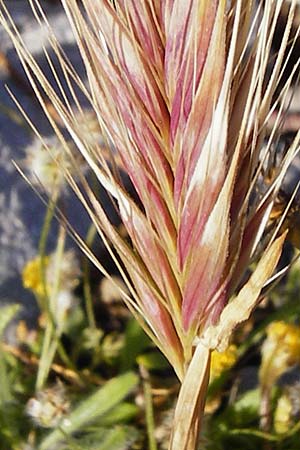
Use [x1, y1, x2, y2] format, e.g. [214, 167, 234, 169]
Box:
[1, 0, 300, 379]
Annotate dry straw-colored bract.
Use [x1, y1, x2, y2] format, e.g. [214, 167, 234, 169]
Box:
[1, 1, 300, 449]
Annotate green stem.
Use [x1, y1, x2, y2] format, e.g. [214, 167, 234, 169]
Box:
[36, 320, 54, 390]
[36, 192, 58, 391]
[228, 428, 279, 441]
[140, 364, 157, 450]
[38, 191, 58, 308]
[36, 192, 67, 390]
[83, 224, 97, 329]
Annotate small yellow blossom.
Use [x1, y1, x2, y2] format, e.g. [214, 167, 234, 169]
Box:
[23, 251, 80, 331]
[22, 251, 80, 298]
[274, 394, 293, 434]
[22, 256, 49, 297]
[267, 322, 300, 358]
[210, 344, 238, 381]
[259, 321, 300, 388]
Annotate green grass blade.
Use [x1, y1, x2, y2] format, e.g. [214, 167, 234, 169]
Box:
[39, 372, 138, 450]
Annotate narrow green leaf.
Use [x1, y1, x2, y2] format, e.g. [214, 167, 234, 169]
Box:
[99, 402, 138, 426]
[39, 372, 138, 450]
[91, 426, 139, 450]
[0, 304, 20, 404]
[0, 304, 20, 338]
[63, 426, 139, 450]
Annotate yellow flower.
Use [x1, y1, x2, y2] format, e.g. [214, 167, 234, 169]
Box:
[259, 321, 300, 388]
[22, 256, 49, 297]
[22, 250, 80, 298]
[274, 394, 293, 434]
[210, 344, 237, 381]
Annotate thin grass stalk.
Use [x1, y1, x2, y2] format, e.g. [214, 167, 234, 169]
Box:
[36, 221, 66, 390]
[140, 364, 158, 450]
[38, 190, 59, 306]
[1, 1, 300, 449]
[82, 223, 97, 330]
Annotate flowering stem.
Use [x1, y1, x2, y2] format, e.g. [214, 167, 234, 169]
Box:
[35, 191, 58, 391]
[170, 341, 211, 450]
[37, 203, 66, 390]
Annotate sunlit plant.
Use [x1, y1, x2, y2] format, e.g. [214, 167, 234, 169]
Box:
[1, 1, 300, 449]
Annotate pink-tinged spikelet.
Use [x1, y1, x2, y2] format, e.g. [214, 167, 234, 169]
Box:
[1, 1, 300, 448]
[1, 0, 298, 372]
